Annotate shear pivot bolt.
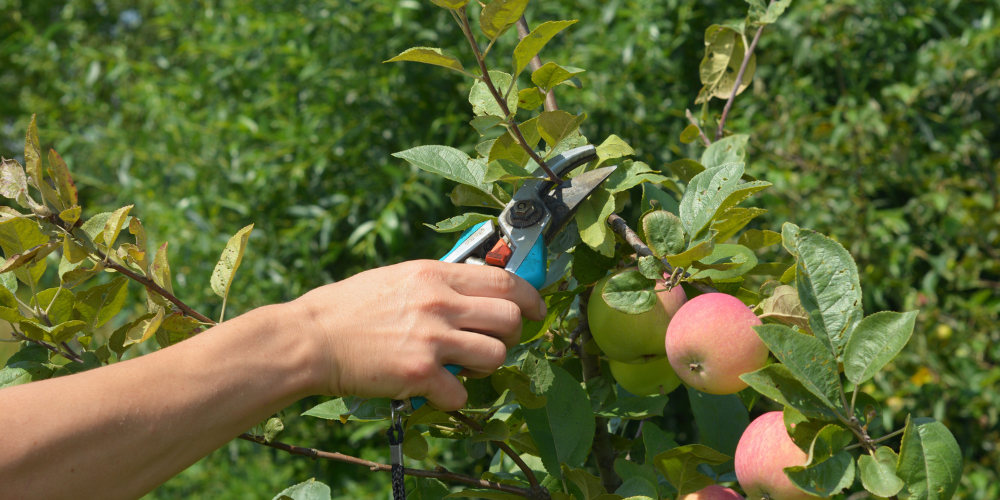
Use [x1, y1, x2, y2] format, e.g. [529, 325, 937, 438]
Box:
[507, 200, 544, 228]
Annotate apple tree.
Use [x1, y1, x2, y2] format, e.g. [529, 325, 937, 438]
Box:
[0, 1, 964, 499]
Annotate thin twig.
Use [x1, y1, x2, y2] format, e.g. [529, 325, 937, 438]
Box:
[606, 214, 718, 295]
[238, 433, 532, 496]
[515, 16, 558, 112]
[9, 328, 84, 363]
[715, 2, 773, 140]
[455, 8, 560, 184]
[447, 411, 540, 488]
[844, 428, 905, 451]
[685, 109, 711, 146]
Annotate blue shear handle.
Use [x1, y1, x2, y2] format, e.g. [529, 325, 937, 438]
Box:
[411, 223, 548, 410]
[410, 364, 463, 410]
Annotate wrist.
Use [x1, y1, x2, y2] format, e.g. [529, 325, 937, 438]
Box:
[244, 300, 332, 399]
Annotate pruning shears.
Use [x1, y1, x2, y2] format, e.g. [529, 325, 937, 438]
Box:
[408, 144, 617, 410]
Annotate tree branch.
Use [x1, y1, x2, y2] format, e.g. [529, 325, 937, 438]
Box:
[446, 411, 542, 489]
[685, 109, 711, 146]
[575, 288, 622, 492]
[606, 214, 719, 294]
[10, 328, 85, 363]
[238, 433, 534, 497]
[515, 16, 558, 112]
[455, 8, 561, 184]
[715, 6, 772, 140]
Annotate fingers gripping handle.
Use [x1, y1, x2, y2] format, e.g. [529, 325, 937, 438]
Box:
[409, 224, 546, 410]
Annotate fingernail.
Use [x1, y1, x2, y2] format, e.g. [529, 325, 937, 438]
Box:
[538, 298, 548, 319]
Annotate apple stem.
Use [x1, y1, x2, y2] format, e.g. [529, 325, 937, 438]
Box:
[688, 363, 702, 372]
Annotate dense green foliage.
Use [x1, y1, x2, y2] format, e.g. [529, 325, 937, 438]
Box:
[1, 0, 997, 498]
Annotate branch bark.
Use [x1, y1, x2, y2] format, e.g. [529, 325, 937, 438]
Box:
[715, 4, 773, 140]
[447, 411, 542, 489]
[239, 433, 534, 497]
[515, 17, 558, 112]
[685, 109, 711, 146]
[574, 288, 622, 493]
[606, 214, 719, 295]
[455, 8, 561, 184]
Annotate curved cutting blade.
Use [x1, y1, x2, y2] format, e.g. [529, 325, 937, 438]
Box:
[541, 165, 617, 244]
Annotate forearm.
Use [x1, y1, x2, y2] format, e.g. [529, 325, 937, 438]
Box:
[0, 302, 322, 500]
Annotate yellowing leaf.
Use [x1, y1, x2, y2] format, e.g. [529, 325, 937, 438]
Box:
[103, 205, 134, 249]
[0, 217, 50, 287]
[123, 308, 165, 347]
[211, 224, 254, 300]
[47, 149, 78, 208]
[0, 158, 29, 208]
[429, 0, 469, 9]
[24, 115, 42, 192]
[479, 0, 530, 40]
[58, 206, 81, 226]
[537, 110, 587, 149]
[384, 47, 468, 75]
[531, 62, 585, 90]
[517, 87, 546, 110]
[151, 241, 174, 296]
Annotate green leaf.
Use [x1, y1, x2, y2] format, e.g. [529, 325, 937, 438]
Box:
[479, 0, 530, 40]
[859, 447, 905, 497]
[572, 245, 616, 286]
[470, 71, 519, 118]
[738, 229, 782, 251]
[602, 269, 657, 315]
[522, 362, 596, 477]
[394, 145, 489, 189]
[804, 424, 853, 465]
[517, 88, 545, 110]
[700, 135, 749, 170]
[637, 255, 666, 281]
[561, 465, 612, 500]
[0, 240, 59, 276]
[663, 235, 715, 269]
[687, 387, 748, 474]
[651, 444, 731, 496]
[642, 211, 685, 258]
[641, 184, 679, 215]
[689, 243, 758, 281]
[484, 160, 533, 183]
[594, 135, 635, 167]
[426, 213, 496, 233]
[30, 287, 76, 325]
[537, 111, 587, 150]
[302, 396, 391, 421]
[679, 124, 701, 144]
[19, 319, 87, 344]
[754, 324, 842, 410]
[470, 418, 510, 443]
[263, 417, 284, 443]
[123, 309, 165, 347]
[712, 207, 768, 243]
[531, 62, 585, 91]
[603, 160, 669, 194]
[0, 361, 54, 389]
[643, 421, 680, 457]
[666, 159, 705, 182]
[156, 312, 205, 348]
[615, 478, 657, 500]
[614, 459, 659, 487]
[384, 47, 468, 75]
[211, 224, 254, 301]
[445, 490, 523, 500]
[0, 271, 16, 294]
[491, 366, 546, 409]
[489, 117, 541, 167]
[896, 416, 962, 500]
[512, 20, 577, 78]
[784, 450, 855, 497]
[271, 479, 332, 500]
[679, 162, 769, 240]
[102, 205, 134, 249]
[470, 115, 504, 135]
[449, 185, 505, 210]
[576, 187, 615, 257]
[403, 429, 429, 460]
[747, 0, 792, 26]
[843, 311, 918, 385]
[521, 286, 583, 343]
[0, 217, 49, 287]
[24, 115, 42, 192]
[412, 478, 452, 500]
[74, 276, 129, 329]
[782, 222, 864, 362]
[783, 406, 832, 453]
[598, 394, 670, 420]
[740, 364, 840, 420]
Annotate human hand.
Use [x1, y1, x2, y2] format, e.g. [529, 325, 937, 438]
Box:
[289, 260, 546, 410]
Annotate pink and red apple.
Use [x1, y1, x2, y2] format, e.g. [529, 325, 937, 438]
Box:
[678, 485, 744, 500]
[664, 293, 767, 395]
[735, 411, 813, 500]
[588, 272, 687, 364]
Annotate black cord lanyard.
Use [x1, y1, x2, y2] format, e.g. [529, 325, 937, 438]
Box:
[387, 400, 407, 500]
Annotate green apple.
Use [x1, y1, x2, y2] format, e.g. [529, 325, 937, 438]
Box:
[609, 356, 682, 396]
[588, 271, 688, 364]
[678, 485, 744, 500]
[665, 292, 767, 395]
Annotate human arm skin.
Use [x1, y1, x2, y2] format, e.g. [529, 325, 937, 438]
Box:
[0, 260, 545, 500]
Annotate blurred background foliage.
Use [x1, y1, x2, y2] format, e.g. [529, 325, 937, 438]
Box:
[0, 0, 997, 498]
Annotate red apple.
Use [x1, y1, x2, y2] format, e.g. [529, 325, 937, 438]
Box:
[609, 356, 682, 396]
[735, 411, 813, 500]
[678, 485, 744, 500]
[588, 271, 687, 364]
[664, 293, 767, 395]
